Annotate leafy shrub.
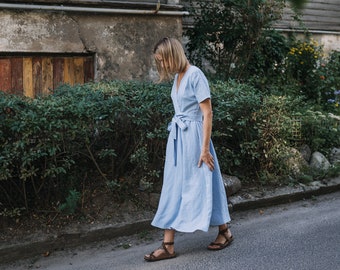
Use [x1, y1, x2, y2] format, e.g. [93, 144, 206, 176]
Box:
[327, 90, 340, 114]
[213, 81, 340, 184]
[58, 189, 81, 214]
[287, 38, 323, 80]
[286, 38, 324, 101]
[320, 51, 340, 112]
[186, 0, 285, 80]
[0, 82, 173, 211]
[212, 82, 306, 181]
[299, 109, 340, 154]
[1, 80, 339, 213]
[211, 80, 262, 175]
[254, 95, 295, 174]
[246, 29, 290, 88]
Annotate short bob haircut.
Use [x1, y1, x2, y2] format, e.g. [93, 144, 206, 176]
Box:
[153, 37, 189, 82]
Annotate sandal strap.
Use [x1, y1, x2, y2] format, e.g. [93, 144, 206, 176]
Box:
[162, 242, 174, 255]
[209, 241, 224, 247]
[218, 228, 230, 241]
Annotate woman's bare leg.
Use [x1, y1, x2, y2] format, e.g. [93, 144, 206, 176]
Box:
[163, 229, 175, 253]
[207, 223, 233, 250]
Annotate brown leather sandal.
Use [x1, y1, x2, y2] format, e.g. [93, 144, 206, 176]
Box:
[207, 228, 234, 251]
[144, 242, 177, 262]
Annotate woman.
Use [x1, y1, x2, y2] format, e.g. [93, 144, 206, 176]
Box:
[144, 37, 233, 262]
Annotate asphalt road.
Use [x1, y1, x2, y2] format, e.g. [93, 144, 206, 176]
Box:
[3, 191, 340, 270]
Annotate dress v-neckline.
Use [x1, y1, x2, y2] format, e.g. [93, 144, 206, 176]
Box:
[176, 65, 191, 92]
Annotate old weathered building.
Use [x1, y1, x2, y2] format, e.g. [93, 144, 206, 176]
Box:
[0, 0, 188, 96]
[275, 0, 340, 53]
[0, 0, 339, 96]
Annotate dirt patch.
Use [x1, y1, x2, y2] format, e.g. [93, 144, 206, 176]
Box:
[0, 188, 156, 249]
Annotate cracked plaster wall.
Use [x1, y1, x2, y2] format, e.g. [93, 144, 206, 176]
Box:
[0, 10, 183, 81]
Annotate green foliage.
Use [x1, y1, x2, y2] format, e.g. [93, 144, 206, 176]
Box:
[285, 38, 324, 101]
[0, 81, 173, 211]
[1, 79, 339, 213]
[288, 0, 308, 10]
[213, 81, 340, 184]
[0, 204, 25, 218]
[320, 51, 340, 113]
[327, 89, 340, 115]
[138, 230, 152, 240]
[211, 80, 262, 174]
[287, 39, 323, 79]
[186, 0, 285, 80]
[58, 189, 81, 214]
[185, 0, 340, 184]
[299, 109, 340, 154]
[324, 164, 340, 178]
[0, 2, 339, 217]
[273, 39, 340, 110]
[254, 95, 295, 175]
[246, 29, 290, 86]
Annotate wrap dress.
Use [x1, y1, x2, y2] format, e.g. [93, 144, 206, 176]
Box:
[151, 66, 231, 233]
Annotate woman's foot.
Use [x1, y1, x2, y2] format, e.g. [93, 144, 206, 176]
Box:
[207, 227, 234, 250]
[144, 242, 176, 262]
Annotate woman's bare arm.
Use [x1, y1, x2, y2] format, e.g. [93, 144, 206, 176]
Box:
[198, 98, 214, 171]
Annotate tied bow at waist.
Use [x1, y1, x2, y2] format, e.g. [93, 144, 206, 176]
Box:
[168, 115, 202, 166]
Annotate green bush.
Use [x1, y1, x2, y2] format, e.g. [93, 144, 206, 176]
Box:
[0, 81, 173, 211]
[58, 189, 81, 214]
[299, 109, 340, 154]
[245, 29, 290, 88]
[213, 81, 340, 184]
[186, 0, 285, 80]
[210, 80, 262, 175]
[285, 38, 324, 101]
[1, 80, 339, 214]
[212, 84, 309, 183]
[320, 51, 340, 112]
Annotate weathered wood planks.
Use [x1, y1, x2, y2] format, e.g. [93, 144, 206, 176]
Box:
[0, 55, 94, 97]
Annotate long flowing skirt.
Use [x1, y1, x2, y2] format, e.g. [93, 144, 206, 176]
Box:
[151, 120, 231, 233]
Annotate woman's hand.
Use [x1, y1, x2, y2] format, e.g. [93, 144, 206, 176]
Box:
[198, 150, 214, 171]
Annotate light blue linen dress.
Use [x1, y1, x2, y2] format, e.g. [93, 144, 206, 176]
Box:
[151, 66, 231, 233]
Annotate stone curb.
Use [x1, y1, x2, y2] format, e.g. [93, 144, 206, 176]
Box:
[229, 177, 340, 211]
[1, 177, 340, 264]
[0, 220, 154, 264]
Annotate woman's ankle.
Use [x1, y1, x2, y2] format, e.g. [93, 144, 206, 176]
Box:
[218, 224, 228, 231]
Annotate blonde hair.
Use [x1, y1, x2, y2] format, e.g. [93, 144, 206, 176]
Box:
[153, 37, 189, 82]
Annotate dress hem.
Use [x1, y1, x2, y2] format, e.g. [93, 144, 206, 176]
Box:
[151, 218, 231, 233]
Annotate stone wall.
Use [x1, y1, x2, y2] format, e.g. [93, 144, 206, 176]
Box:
[0, 3, 185, 82]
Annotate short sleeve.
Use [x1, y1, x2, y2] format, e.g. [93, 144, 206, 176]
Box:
[191, 68, 211, 103]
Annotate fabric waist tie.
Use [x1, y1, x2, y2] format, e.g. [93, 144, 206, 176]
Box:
[168, 114, 202, 166]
